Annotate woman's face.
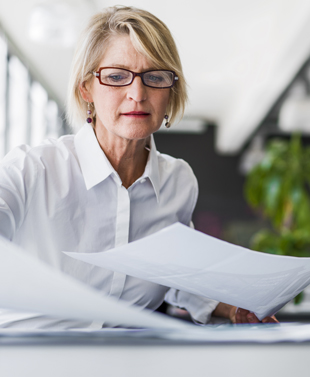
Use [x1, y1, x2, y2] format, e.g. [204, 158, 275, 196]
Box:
[84, 35, 170, 142]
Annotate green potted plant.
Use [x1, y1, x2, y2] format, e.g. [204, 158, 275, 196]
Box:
[245, 134, 310, 303]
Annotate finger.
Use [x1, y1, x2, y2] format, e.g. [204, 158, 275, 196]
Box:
[246, 312, 260, 324]
[262, 315, 279, 324]
[236, 308, 250, 323]
[240, 309, 250, 324]
[235, 308, 242, 323]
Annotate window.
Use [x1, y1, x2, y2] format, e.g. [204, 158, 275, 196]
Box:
[8, 56, 29, 151]
[0, 34, 7, 157]
[0, 32, 65, 158]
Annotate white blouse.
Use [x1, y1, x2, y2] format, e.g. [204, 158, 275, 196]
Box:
[0, 123, 218, 329]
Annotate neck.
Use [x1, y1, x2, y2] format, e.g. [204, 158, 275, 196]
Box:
[94, 126, 150, 189]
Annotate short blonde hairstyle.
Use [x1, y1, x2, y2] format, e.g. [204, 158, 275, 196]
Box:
[67, 5, 187, 129]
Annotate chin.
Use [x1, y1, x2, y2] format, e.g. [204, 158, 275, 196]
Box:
[122, 131, 154, 141]
[120, 125, 159, 140]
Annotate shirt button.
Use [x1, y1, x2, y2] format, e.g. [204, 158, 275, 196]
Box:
[140, 179, 146, 184]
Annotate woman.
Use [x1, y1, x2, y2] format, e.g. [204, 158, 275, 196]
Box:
[0, 6, 276, 328]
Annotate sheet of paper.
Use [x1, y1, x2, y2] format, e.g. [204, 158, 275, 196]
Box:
[65, 223, 310, 320]
[0, 236, 190, 330]
[166, 323, 310, 343]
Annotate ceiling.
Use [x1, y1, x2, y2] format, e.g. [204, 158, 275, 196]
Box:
[1, 0, 310, 154]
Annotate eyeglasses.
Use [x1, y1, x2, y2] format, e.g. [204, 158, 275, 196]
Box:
[93, 67, 178, 89]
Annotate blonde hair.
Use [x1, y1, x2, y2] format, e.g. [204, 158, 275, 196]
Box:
[67, 5, 187, 129]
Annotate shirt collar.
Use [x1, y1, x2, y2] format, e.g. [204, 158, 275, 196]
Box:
[74, 123, 114, 190]
[74, 123, 161, 202]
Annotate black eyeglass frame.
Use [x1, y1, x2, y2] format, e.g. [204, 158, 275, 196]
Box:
[92, 67, 179, 89]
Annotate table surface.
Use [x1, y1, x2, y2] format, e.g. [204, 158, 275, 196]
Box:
[1, 332, 310, 377]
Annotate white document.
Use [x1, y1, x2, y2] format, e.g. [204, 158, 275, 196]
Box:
[2, 323, 310, 344]
[0, 236, 190, 330]
[65, 223, 310, 320]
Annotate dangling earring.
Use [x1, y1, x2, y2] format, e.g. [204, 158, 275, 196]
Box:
[86, 102, 93, 124]
[164, 115, 170, 128]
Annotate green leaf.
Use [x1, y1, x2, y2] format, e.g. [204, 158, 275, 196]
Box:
[294, 291, 304, 305]
[244, 133, 310, 270]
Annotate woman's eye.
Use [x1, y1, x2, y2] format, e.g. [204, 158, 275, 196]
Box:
[147, 75, 163, 83]
[101, 71, 130, 84]
[109, 75, 125, 81]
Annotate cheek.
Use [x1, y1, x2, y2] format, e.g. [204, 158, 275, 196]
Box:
[157, 93, 170, 115]
[93, 89, 121, 118]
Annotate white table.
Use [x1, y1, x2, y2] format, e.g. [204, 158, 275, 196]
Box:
[0, 333, 309, 377]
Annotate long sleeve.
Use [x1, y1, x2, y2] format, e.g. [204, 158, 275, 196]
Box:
[164, 288, 219, 324]
[0, 145, 37, 240]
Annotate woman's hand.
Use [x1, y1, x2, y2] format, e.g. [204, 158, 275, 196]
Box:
[213, 303, 279, 324]
[232, 307, 279, 324]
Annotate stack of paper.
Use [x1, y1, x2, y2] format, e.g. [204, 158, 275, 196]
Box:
[65, 223, 310, 320]
[2, 223, 310, 330]
[0, 236, 189, 330]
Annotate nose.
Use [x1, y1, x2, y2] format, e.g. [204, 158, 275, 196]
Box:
[126, 75, 147, 102]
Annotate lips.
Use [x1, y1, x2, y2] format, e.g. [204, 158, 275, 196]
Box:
[121, 111, 150, 116]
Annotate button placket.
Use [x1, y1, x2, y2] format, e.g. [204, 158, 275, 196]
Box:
[109, 183, 130, 298]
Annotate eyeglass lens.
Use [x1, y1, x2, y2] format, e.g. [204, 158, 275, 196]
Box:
[99, 68, 175, 88]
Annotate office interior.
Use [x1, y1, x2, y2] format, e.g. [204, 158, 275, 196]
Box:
[1, 1, 310, 376]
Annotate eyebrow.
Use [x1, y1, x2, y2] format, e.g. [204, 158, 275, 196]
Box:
[109, 64, 128, 69]
[105, 64, 159, 71]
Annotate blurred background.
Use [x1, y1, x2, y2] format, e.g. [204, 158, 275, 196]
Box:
[2, 0, 310, 318]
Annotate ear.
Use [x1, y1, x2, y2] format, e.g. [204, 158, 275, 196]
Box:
[79, 81, 93, 102]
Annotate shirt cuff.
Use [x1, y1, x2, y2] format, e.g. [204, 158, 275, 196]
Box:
[164, 288, 219, 325]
